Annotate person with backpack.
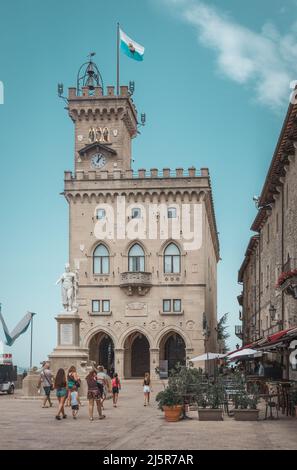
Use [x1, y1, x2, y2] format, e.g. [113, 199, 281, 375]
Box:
[111, 373, 121, 407]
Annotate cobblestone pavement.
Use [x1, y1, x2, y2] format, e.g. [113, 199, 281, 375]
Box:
[0, 380, 297, 450]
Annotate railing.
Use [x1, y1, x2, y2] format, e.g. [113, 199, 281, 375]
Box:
[119, 271, 152, 287]
[235, 325, 243, 338]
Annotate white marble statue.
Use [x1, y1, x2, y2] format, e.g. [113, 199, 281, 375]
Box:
[56, 263, 78, 312]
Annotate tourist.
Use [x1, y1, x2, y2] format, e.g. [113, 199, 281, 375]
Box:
[111, 373, 121, 407]
[143, 372, 151, 406]
[66, 365, 81, 407]
[96, 365, 109, 409]
[86, 369, 105, 421]
[54, 368, 68, 420]
[70, 385, 79, 419]
[38, 361, 53, 408]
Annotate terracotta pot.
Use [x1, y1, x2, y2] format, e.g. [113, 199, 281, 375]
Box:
[233, 409, 259, 421]
[163, 405, 183, 422]
[198, 408, 223, 421]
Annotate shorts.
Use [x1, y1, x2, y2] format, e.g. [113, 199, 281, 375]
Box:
[43, 386, 51, 397]
[143, 385, 150, 393]
[56, 387, 67, 398]
[87, 390, 101, 400]
[71, 405, 79, 410]
[112, 386, 119, 394]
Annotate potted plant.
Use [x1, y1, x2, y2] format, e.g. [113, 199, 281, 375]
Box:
[156, 386, 183, 422]
[233, 380, 260, 421]
[197, 380, 224, 421]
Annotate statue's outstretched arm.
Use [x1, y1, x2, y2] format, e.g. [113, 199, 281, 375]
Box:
[55, 276, 63, 285]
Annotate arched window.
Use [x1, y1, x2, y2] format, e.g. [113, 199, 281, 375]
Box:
[128, 243, 145, 272]
[93, 244, 109, 274]
[164, 243, 181, 273]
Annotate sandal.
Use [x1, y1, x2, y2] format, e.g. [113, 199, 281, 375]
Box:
[89, 417, 94, 421]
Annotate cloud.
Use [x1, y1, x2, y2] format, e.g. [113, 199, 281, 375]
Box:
[162, 0, 297, 109]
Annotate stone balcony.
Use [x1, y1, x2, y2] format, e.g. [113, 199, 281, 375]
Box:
[235, 324, 243, 339]
[120, 272, 152, 296]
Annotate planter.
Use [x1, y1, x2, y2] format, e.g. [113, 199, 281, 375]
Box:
[163, 405, 183, 422]
[233, 409, 259, 421]
[198, 408, 223, 421]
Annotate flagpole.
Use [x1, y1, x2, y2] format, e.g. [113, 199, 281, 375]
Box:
[117, 22, 120, 96]
[28, 312, 36, 370]
[30, 314, 33, 369]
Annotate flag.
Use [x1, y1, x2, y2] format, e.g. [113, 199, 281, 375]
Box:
[120, 28, 145, 62]
[0, 309, 35, 346]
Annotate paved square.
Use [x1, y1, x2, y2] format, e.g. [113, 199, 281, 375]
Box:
[1, 381, 297, 450]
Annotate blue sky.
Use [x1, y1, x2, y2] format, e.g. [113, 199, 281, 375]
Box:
[0, 0, 296, 367]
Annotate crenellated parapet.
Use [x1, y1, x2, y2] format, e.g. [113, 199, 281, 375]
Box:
[65, 166, 208, 181]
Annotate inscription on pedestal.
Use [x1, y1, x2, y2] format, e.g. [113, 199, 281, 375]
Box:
[60, 323, 73, 345]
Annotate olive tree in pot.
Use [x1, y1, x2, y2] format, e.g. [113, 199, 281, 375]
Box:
[233, 376, 260, 421]
[197, 380, 225, 421]
[156, 386, 183, 422]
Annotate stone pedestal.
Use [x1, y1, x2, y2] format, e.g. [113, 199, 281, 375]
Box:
[22, 369, 40, 397]
[150, 348, 160, 380]
[48, 312, 89, 396]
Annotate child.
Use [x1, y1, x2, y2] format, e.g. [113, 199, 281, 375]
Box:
[70, 385, 79, 419]
[111, 373, 121, 407]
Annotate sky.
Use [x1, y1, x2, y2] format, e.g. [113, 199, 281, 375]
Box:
[0, 0, 296, 368]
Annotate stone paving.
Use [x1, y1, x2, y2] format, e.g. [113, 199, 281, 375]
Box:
[0, 380, 297, 450]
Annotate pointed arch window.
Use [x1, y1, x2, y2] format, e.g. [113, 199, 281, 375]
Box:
[93, 244, 110, 274]
[164, 243, 181, 273]
[128, 243, 145, 272]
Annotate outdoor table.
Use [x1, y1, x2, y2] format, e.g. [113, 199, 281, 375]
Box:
[259, 393, 279, 420]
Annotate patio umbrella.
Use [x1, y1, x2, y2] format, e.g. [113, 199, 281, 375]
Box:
[227, 348, 259, 360]
[190, 352, 226, 361]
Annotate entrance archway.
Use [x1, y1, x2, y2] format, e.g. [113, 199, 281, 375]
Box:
[88, 331, 114, 376]
[124, 331, 150, 378]
[159, 331, 186, 376]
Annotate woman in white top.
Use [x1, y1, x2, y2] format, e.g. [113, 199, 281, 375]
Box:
[143, 372, 152, 406]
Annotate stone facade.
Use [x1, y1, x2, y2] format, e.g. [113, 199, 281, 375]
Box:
[49, 66, 219, 381]
[238, 100, 297, 378]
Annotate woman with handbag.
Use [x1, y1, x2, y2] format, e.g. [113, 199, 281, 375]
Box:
[38, 361, 53, 408]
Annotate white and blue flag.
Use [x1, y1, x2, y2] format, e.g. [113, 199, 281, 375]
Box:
[120, 28, 145, 62]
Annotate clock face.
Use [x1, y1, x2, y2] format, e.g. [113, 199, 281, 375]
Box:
[91, 153, 106, 169]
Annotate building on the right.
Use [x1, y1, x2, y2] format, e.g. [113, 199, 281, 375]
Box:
[237, 99, 297, 380]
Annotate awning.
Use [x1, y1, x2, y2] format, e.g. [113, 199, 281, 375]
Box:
[227, 348, 261, 360]
[190, 352, 226, 362]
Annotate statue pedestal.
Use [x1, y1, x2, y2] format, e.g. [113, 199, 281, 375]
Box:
[48, 312, 89, 396]
[22, 369, 40, 397]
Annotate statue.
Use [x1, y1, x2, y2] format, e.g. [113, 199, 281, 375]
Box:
[56, 263, 78, 313]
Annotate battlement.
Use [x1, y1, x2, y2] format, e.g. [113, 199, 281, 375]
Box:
[68, 85, 129, 100]
[64, 167, 209, 181]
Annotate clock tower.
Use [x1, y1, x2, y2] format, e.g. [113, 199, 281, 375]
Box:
[49, 54, 220, 387]
[68, 57, 138, 173]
